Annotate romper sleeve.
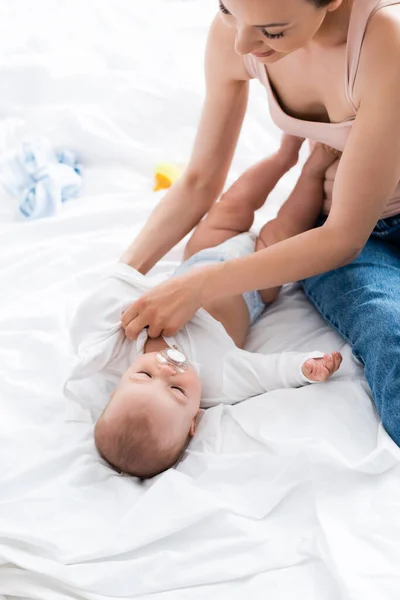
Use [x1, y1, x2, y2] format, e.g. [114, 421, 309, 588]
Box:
[223, 348, 325, 402]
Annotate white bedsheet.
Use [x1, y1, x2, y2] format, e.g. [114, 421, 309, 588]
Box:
[1, 1, 400, 599]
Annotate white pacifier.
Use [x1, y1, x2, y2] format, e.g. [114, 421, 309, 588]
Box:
[156, 347, 189, 373]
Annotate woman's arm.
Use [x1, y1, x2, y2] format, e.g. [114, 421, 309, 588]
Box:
[121, 15, 250, 274]
[203, 10, 400, 299]
[121, 10, 400, 339]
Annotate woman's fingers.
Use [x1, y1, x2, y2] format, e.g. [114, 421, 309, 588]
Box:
[123, 298, 153, 339]
[120, 271, 205, 340]
[161, 323, 180, 338]
[121, 302, 139, 329]
[125, 315, 148, 340]
[147, 321, 164, 339]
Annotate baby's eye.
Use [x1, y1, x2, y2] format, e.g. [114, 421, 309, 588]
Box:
[261, 29, 284, 39]
[138, 371, 151, 378]
[171, 385, 186, 396]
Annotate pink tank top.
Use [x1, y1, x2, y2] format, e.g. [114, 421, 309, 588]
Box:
[243, 0, 400, 219]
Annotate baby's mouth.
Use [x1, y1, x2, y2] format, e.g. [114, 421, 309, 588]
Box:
[156, 348, 189, 373]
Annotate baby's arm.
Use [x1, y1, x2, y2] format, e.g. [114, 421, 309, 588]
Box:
[223, 349, 342, 401]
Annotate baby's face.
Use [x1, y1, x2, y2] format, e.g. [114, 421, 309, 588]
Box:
[104, 352, 202, 439]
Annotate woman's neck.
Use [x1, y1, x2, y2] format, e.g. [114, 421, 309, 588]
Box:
[312, 0, 354, 48]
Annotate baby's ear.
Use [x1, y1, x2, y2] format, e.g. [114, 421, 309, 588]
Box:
[189, 419, 196, 437]
[189, 411, 201, 437]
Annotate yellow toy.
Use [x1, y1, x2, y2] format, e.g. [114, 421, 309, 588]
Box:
[153, 162, 182, 191]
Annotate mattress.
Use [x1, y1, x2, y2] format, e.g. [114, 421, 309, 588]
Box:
[1, 1, 400, 599]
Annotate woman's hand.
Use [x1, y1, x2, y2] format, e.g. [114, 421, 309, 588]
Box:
[121, 267, 213, 340]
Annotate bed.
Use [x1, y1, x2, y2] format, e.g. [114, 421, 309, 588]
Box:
[1, 1, 400, 599]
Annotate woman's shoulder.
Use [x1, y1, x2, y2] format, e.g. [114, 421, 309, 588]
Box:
[206, 13, 252, 83]
[368, 3, 400, 41]
[354, 4, 400, 101]
[362, 4, 400, 63]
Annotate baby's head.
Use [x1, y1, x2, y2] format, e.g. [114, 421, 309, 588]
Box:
[94, 350, 201, 478]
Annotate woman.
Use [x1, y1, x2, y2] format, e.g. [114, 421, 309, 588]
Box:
[121, 0, 400, 444]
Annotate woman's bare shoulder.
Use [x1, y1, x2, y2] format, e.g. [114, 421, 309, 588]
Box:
[354, 5, 400, 102]
[368, 3, 400, 45]
[207, 14, 252, 83]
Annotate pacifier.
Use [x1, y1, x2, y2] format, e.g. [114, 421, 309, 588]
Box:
[156, 347, 189, 373]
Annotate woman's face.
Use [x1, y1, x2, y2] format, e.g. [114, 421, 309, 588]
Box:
[218, 0, 340, 64]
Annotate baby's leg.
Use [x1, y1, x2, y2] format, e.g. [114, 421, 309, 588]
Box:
[183, 135, 303, 260]
[256, 144, 340, 304]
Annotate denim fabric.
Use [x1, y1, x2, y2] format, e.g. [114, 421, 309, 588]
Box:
[302, 213, 400, 444]
[174, 232, 266, 325]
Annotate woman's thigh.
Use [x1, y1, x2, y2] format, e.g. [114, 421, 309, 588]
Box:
[302, 228, 400, 444]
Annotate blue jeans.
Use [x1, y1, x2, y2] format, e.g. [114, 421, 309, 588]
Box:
[302, 213, 400, 445]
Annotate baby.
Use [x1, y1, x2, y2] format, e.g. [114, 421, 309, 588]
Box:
[66, 137, 341, 479]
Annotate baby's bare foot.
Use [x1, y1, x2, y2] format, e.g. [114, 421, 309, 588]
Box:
[303, 143, 341, 178]
[302, 351, 342, 382]
[277, 134, 305, 170]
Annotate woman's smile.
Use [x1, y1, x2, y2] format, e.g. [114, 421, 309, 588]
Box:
[251, 49, 275, 58]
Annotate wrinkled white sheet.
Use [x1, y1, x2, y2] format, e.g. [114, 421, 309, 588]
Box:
[1, 1, 400, 599]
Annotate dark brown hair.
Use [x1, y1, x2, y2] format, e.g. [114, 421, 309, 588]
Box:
[94, 407, 188, 479]
[308, 0, 332, 6]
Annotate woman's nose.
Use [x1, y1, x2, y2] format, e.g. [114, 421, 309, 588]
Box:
[235, 25, 260, 55]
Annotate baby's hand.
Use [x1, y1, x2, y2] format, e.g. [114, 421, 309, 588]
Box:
[302, 352, 342, 382]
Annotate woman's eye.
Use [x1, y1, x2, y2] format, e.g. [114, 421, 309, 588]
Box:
[138, 371, 151, 378]
[171, 385, 186, 396]
[218, 2, 230, 15]
[261, 29, 284, 40]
